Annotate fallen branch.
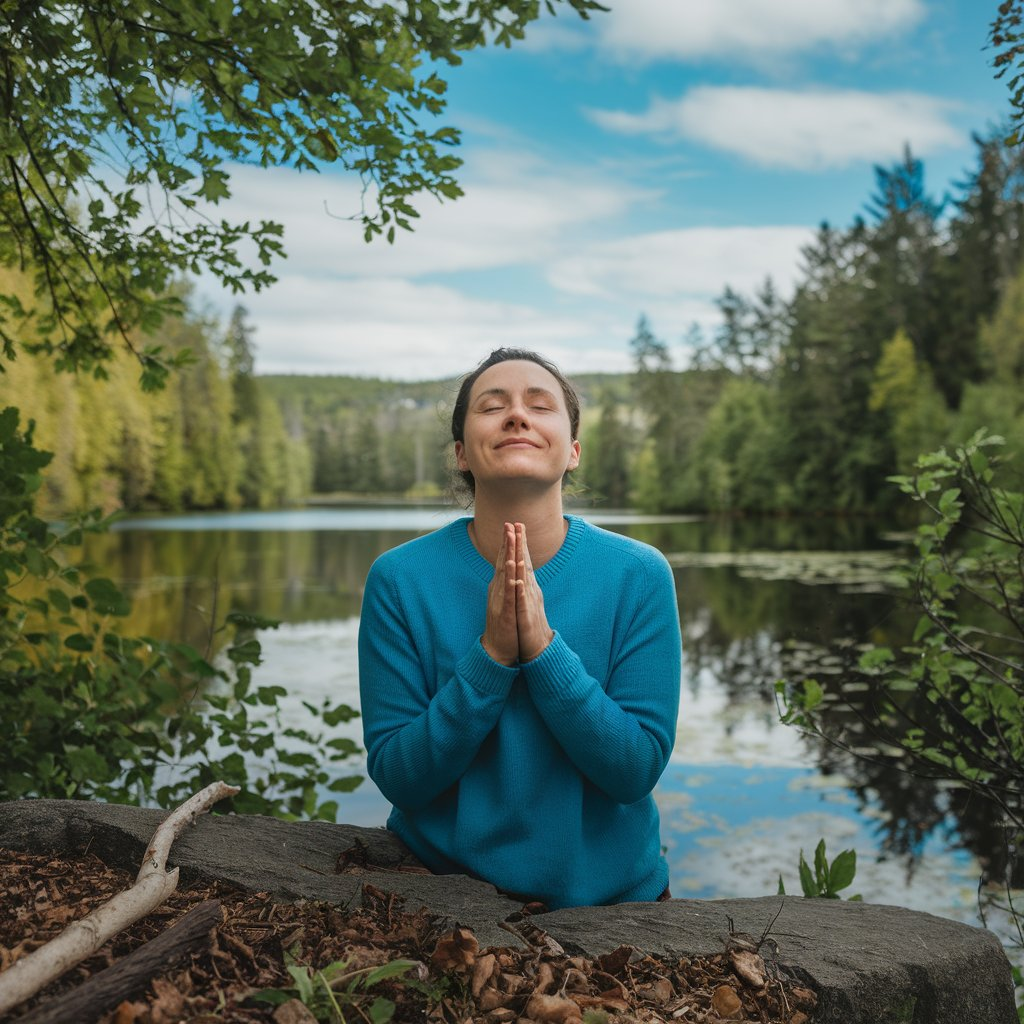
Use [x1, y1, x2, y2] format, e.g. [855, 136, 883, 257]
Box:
[0, 781, 238, 1016]
[17, 900, 222, 1024]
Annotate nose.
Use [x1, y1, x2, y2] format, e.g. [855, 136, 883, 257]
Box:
[503, 399, 530, 430]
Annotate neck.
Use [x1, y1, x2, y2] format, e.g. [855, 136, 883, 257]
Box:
[469, 486, 568, 567]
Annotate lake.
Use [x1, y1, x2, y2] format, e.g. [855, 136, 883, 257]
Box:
[86, 505, 1002, 934]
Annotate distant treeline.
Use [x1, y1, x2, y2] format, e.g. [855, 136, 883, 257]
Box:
[5, 130, 1024, 518]
[592, 133, 1024, 514]
[0, 281, 309, 515]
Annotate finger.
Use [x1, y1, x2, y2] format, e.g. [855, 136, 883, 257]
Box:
[519, 522, 534, 574]
[515, 522, 527, 583]
[493, 521, 511, 570]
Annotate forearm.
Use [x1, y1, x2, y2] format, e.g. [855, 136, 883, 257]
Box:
[522, 633, 678, 803]
[361, 638, 517, 809]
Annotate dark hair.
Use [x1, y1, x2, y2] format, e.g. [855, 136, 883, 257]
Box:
[451, 347, 581, 496]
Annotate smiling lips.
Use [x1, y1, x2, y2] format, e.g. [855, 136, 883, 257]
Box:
[496, 438, 540, 449]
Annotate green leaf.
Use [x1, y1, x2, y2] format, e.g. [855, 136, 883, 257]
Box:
[227, 638, 262, 665]
[828, 849, 857, 892]
[369, 996, 396, 1023]
[84, 577, 131, 616]
[801, 679, 823, 711]
[226, 610, 280, 630]
[858, 647, 893, 671]
[362, 960, 418, 987]
[327, 774, 363, 793]
[798, 852, 815, 898]
[64, 633, 94, 652]
[813, 840, 829, 890]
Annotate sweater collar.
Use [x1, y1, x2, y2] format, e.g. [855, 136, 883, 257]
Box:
[453, 514, 585, 583]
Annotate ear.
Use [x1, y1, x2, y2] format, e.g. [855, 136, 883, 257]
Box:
[567, 439, 581, 472]
[454, 440, 469, 471]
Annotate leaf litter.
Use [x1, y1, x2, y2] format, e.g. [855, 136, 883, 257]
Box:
[1, 849, 818, 1022]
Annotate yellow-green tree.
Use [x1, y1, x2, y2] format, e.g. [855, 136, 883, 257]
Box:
[868, 329, 949, 475]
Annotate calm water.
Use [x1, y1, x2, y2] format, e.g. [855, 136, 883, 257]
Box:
[86, 506, 1000, 932]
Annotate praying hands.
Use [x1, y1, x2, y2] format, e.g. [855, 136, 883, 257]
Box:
[481, 521, 554, 666]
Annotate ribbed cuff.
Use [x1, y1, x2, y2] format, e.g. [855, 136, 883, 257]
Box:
[520, 632, 582, 700]
[457, 638, 520, 695]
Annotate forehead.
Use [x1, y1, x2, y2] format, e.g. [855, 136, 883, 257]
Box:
[470, 360, 565, 405]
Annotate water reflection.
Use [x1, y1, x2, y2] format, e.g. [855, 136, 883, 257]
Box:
[83, 507, 1001, 929]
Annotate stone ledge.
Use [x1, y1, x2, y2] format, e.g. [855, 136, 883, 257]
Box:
[0, 800, 1016, 1024]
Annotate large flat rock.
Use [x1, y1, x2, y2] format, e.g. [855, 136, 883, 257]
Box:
[1, 800, 1016, 1023]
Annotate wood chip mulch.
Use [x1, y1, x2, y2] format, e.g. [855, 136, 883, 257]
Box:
[0, 849, 818, 1023]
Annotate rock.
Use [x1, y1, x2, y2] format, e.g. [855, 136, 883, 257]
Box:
[0, 800, 1016, 1023]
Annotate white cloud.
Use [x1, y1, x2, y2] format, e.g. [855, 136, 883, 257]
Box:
[584, 0, 924, 63]
[588, 87, 964, 170]
[236, 275, 602, 378]
[547, 226, 814, 300]
[215, 156, 648, 280]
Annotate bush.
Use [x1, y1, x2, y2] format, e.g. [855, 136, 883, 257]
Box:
[0, 407, 360, 817]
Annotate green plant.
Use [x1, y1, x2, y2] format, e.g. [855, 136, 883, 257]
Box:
[777, 429, 1023, 978]
[777, 839, 860, 900]
[0, 406, 360, 815]
[779, 430, 1023, 836]
[249, 951, 421, 1023]
[0, 0, 604, 382]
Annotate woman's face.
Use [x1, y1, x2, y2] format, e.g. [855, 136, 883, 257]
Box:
[455, 359, 580, 493]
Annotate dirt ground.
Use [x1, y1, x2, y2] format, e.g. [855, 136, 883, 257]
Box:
[0, 849, 818, 1023]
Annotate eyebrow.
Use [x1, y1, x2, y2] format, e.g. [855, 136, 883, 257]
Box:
[474, 386, 559, 403]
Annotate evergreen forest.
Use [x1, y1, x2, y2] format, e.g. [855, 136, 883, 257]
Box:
[6, 131, 1024, 519]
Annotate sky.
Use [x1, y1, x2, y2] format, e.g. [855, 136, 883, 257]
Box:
[196, 0, 1012, 380]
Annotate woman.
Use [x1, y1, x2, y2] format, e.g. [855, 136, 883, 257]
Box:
[357, 348, 681, 909]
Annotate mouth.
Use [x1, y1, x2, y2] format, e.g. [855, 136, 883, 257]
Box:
[496, 438, 539, 449]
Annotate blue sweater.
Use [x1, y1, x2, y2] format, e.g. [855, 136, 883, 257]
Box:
[357, 514, 681, 909]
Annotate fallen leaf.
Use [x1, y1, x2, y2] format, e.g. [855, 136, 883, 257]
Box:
[730, 949, 766, 989]
[525, 991, 583, 1022]
[534, 959, 556, 995]
[595, 944, 636, 976]
[111, 1001, 147, 1024]
[472, 952, 497, 998]
[790, 985, 817, 1008]
[430, 927, 479, 972]
[273, 998, 319, 1024]
[149, 977, 185, 1023]
[637, 975, 675, 1004]
[711, 983, 743, 1019]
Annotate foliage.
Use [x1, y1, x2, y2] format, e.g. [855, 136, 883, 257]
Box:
[615, 127, 1024, 515]
[778, 430, 1023, 942]
[0, 0, 603, 381]
[993, 0, 1024, 146]
[0, 406, 360, 815]
[0, 289, 311, 515]
[777, 839, 860, 900]
[249, 951, 421, 1024]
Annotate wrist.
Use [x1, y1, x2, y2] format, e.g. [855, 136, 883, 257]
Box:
[481, 634, 517, 667]
[520, 629, 555, 663]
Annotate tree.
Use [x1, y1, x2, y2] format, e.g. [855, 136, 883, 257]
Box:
[0, 0, 603, 383]
[993, 0, 1024, 145]
[780, 431, 1024, 925]
[868, 328, 949, 475]
[582, 388, 633, 506]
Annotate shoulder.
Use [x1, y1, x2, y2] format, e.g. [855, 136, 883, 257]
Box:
[368, 518, 470, 584]
[571, 516, 673, 575]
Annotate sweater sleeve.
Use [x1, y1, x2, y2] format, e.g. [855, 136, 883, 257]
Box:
[520, 549, 681, 805]
[357, 556, 518, 810]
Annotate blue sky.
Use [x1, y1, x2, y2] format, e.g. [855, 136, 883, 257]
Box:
[198, 0, 1011, 379]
